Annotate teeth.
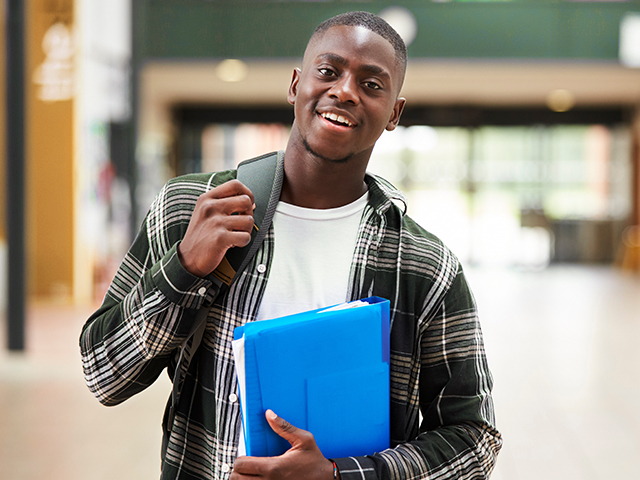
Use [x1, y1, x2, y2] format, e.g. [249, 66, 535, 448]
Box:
[321, 112, 353, 127]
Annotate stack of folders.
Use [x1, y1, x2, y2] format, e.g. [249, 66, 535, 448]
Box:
[232, 296, 390, 459]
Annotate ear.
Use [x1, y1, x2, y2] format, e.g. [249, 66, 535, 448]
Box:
[287, 68, 302, 106]
[385, 97, 406, 131]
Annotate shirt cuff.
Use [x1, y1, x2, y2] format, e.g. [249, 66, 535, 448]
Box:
[333, 456, 379, 480]
[149, 243, 216, 310]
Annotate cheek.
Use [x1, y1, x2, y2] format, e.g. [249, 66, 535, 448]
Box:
[298, 85, 317, 105]
[294, 100, 317, 131]
[296, 90, 319, 115]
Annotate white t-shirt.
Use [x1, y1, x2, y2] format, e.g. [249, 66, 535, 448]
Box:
[256, 192, 368, 321]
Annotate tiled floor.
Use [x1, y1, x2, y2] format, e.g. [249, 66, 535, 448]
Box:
[467, 266, 640, 480]
[1, 265, 639, 480]
[0, 303, 170, 480]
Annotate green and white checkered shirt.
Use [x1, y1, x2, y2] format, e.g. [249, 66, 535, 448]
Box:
[80, 162, 502, 480]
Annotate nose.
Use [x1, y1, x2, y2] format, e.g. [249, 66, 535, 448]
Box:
[328, 74, 359, 105]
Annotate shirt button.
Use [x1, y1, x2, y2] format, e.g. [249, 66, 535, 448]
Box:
[221, 463, 231, 473]
[256, 264, 267, 274]
[198, 287, 207, 296]
[229, 393, 238, 403]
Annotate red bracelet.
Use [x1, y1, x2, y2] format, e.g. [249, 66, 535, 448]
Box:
[332, 461, 338, 480]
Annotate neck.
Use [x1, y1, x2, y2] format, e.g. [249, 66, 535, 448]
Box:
[281, 131, 370, 209]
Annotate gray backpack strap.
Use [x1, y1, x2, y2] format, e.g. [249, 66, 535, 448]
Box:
[235, 150, 285, 274]
[212, 150, 284, 285]
[167, 150, 284, 429]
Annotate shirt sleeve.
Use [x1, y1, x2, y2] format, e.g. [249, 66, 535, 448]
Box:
[334, 266, 502, 480]
[79, 186, 219, 407]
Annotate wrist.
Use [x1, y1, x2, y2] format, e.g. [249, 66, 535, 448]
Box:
[330, 460, 341, 480]
[177, 242, 206, 278]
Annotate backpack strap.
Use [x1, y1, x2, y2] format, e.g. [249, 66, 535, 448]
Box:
[167, 150, 284, 432]
[212, 150, 284, 286]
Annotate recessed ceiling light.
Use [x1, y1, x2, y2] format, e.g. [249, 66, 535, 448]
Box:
[546, 89, 575, 113]
[379, 6, 418, 46]
[216, 59, 248, 83]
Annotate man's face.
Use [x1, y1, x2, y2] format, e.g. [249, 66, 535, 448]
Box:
[288, 25, 406, 163]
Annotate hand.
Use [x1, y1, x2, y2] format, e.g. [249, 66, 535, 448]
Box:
[178, 180, 256, 278]
[231, 410, 336, 480]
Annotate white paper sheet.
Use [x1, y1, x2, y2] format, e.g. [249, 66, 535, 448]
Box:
[231, 335, 247, 457]
[319, 299, 370, 313]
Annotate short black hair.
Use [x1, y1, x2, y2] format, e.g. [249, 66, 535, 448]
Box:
[311, 11, 408, 76]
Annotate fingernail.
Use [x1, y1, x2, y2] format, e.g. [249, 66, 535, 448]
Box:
[266, 409, 277, 420]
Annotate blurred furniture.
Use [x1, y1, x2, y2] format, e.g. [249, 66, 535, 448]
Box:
[550, 219, 625, 264]
[617, 225, 640, 272]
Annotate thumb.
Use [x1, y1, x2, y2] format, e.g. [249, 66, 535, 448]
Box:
[265, 409, 308, 449]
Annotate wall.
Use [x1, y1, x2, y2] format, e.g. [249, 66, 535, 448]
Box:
[136, 0, 638, 60]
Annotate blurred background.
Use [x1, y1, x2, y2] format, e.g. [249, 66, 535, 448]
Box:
[1, 0, 639, 479]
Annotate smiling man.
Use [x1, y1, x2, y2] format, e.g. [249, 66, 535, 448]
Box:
[80, 11, 501, 480]
[286, 22, 405, 169]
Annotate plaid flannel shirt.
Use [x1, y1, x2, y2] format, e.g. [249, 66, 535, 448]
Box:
[80, 164, 502, 480]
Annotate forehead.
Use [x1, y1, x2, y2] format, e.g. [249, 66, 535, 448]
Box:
[304, 25, 401, 79]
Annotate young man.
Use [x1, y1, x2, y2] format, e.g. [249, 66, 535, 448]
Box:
[80, 11, 502, 480]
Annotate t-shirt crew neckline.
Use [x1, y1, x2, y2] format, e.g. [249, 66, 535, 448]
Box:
[275, 191, 369, 220]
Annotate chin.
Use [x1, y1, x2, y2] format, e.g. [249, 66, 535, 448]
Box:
[302, 137, 354, 164]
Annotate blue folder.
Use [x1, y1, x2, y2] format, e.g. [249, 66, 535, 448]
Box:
[233, 296, 390, 459]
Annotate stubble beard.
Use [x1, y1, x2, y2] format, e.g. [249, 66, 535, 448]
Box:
[302, 136, 354, 165]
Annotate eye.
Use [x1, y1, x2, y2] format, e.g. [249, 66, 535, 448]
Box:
[364, 81, 382, 90]
[318, 67, 336, 77]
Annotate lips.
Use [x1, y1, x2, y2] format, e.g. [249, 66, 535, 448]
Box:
[318, 110, 356, 128]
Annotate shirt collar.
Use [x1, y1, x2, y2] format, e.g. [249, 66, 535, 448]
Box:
[364, 173, 407, 216]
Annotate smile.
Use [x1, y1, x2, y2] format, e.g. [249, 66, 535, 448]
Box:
[319, 111, 355, 128]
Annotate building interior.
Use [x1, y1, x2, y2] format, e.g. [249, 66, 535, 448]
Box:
[1, 1, 640, 479]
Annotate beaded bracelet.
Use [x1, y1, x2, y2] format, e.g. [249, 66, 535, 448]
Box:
[332, 461, 338, 480]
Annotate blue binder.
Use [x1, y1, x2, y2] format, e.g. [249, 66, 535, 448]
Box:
[233, 297, 390, 459]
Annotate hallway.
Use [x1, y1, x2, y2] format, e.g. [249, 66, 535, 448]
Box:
[1, 265, 639, 480]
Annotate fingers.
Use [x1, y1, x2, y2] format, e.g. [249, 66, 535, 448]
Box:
[207, 179, 255, 206]
[218, 211, 255, 236]
[265, 410, 315, 449]
[231, 412, 329, 480]
[198, 192, 255, 218]
[177, 180, 257, 277]
[231, 456, 272, 478]
[218, 229, 253, 250]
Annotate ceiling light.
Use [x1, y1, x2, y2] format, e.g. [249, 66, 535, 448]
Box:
[379, 6, 418, 46]
[546, 89, 575, 113]
[620, 13, 640, 68]
[216, 59, 248, 83]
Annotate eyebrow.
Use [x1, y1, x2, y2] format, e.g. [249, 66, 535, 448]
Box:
[316, 52, 391, 79]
